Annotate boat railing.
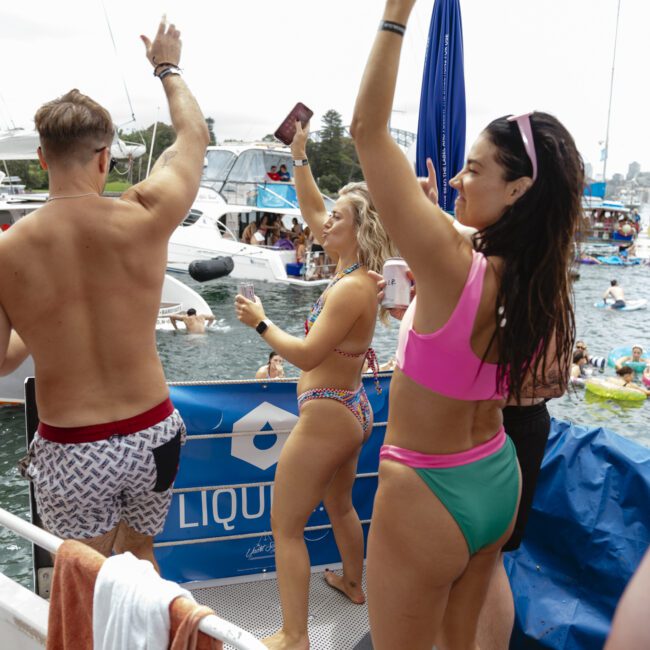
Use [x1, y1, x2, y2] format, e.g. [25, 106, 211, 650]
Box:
[0, 506, 266, 650]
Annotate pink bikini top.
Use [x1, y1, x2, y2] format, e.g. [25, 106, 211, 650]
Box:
[395, 250, 504, 401]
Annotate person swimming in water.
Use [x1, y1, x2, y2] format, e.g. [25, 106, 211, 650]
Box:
[615, 345, 648, 369]
[255, 351, 285, 379]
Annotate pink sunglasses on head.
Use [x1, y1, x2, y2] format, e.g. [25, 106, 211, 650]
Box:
[507, 112, 538, 182]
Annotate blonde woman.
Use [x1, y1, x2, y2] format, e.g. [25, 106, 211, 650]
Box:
[235, 121, 397, 650]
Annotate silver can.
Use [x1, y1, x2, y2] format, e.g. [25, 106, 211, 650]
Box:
[238, 282, 256, 301]
[381, 258, 410, 309]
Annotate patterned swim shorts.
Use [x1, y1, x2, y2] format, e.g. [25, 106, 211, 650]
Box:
[25, 410, 186, 539]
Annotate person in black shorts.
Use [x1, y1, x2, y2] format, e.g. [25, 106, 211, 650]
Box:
[478, 393, 559, 649]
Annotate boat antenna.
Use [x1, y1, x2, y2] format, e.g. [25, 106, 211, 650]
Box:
[100, 0, 137, 126]
[602, 0, 622, 184]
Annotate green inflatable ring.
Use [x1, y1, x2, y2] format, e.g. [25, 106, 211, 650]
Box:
[585, 378, 646, 402]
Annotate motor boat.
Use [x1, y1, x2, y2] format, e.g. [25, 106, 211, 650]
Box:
[167, 141, 335, 286]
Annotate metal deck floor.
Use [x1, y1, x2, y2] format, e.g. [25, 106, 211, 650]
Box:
[190, 567, 373, 650]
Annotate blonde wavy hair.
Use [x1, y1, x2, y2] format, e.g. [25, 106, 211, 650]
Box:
[338, 182, 399, 323]
[338, 182, 398, 274]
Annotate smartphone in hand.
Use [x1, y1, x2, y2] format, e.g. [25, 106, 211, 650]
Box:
[274, 102, 314, 145]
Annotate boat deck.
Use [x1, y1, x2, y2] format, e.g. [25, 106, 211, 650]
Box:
[190, 567, 373, 650]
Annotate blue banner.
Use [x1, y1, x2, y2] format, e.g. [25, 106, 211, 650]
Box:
[416, 0, 466, 212]
[584, 181, 607, 198]
[256, 183, 298, 209]
[156, 375, 390, 583]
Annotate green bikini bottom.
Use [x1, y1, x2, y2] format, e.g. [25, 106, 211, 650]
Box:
[380, 430, 520, 554]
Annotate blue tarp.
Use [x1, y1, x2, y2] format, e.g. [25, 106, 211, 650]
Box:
[416, 0, 466, 212]
[506, 419, 650, 649]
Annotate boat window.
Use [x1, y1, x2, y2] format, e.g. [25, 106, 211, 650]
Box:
[262, 151, 293, 176]
[181, 208, 203, 226]
[202, 150, 237, 183]
[228, 151, 267, 182]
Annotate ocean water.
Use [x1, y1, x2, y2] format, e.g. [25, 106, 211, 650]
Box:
[1, 261, 649, 587]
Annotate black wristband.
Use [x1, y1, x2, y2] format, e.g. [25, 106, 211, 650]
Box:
[379, 20, 406, 36]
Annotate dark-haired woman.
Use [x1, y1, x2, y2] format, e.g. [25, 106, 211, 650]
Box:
[351, 1, 582, 647]
[255, 351, 285, 380]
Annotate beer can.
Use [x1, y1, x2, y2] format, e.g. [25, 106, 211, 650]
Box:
[381, 258, 410, 309]
[238, 282, 256, 301]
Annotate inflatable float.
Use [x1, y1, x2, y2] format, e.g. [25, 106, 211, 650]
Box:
[594, 299, 648, 312]
[607, 346, 649, 373]
[585, 378, 647, 402]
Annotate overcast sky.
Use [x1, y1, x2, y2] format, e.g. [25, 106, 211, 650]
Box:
[1, 0, 647, 178]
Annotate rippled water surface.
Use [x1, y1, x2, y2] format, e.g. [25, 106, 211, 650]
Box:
[1, 260, 649, 586]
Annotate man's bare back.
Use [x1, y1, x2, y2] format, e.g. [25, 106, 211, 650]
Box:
[170, 310, 215, 334]
[0, 20, 209, 429]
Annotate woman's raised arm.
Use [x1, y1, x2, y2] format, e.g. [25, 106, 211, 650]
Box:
[351, 0, 469, 281]
[290, 121, 330, 245]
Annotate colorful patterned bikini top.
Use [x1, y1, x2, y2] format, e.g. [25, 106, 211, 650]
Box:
[305, 263, 381, 393]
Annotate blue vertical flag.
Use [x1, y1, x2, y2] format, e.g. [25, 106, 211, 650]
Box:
[416, 0, 466, 213]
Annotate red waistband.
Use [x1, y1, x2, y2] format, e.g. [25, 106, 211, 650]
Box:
[37, 398, 175, 444]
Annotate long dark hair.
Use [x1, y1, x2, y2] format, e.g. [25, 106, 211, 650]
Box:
[474, 112, 584, 401]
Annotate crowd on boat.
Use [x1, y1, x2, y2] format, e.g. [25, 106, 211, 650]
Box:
[1, 2, 649, 649]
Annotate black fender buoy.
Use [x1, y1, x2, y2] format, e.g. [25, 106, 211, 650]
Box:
[188, 256, 234, 282]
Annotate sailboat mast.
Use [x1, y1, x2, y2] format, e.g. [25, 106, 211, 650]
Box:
[602, 0, 622, 183]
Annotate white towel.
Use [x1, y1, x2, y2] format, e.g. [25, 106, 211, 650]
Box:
[93, 552, 194, 650]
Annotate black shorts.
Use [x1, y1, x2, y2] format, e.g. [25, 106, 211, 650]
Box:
[502, 401, 551, 552]
[311, 244, 324, 253]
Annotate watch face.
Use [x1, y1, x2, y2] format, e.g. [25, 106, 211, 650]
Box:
[256, 320, 268, 334]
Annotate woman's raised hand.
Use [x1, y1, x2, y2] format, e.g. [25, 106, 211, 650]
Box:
[291, 121, 310, 159]
[418, 158, 439, 206]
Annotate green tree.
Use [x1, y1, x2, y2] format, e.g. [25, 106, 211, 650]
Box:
[118, 122, 177, 183]
[305, 109, 363, 193]
[2, 160, 48, 191]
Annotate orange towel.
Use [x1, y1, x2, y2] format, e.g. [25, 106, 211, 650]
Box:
[46, 539, 105, 650]
[169, 596, 222, 650]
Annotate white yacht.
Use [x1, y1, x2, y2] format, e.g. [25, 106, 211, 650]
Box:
[167, 142, 334, 286]
[0, 135, 332, 286]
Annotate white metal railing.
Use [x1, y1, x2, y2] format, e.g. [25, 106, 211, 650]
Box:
[0, 507, 266, 650]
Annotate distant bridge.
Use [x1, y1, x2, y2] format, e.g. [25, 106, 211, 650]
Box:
[309, 126, 416, 149]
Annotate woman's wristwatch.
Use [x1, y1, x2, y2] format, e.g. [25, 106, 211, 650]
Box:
[256, 319, 272, 335]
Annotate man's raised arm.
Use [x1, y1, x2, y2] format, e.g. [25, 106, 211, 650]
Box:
[123, 17, 209, 234]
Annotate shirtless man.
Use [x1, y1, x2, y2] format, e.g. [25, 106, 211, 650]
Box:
[169, 308, 215, 334]
[603, 279, 625, 309]
[0, 17, 209, 567]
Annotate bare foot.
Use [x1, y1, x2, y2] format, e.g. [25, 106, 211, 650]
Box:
[323, 568, 366, 604]
[262, 629, 309, 650]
